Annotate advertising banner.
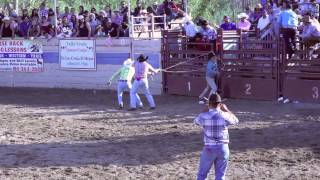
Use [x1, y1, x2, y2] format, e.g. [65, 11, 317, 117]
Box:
[59, 39, 96, 70]
[0, 40, 43, 72]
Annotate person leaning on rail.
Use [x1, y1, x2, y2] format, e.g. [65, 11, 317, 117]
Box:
[194, 93, 239, 180]
[0, 16, 15, 39]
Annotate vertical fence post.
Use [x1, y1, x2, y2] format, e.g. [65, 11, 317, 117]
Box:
[164, 15, 167, 30]
[131, 16, 134, 38]
[151, 15, 155, 38]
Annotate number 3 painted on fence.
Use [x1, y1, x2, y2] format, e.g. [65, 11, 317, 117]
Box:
[245, 83, 252, 95]
[312, 87, 319, 99]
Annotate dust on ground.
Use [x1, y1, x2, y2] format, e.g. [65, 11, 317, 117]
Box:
[0, 87, 319, 180]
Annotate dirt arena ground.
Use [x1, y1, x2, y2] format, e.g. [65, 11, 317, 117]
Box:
[0, 87, 319, 180]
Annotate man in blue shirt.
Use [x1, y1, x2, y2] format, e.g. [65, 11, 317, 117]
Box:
[199, 52, 219, 103]
[195, 94, 239, 180]
[278, 2, 299, 58]
[220, 16, 237, 31]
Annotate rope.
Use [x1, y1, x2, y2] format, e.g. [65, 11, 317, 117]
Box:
[160, 68, 204, 73]
[163, 51, 214, 71]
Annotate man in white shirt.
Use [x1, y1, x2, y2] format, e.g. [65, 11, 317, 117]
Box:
[257, 10, 271, 31]
[183, 16, 197, 39]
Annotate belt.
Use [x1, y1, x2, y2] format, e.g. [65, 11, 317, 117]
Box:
[281, 27, 297, 30]
[118, 80, 127, 82]
[135, 77, 145, 81]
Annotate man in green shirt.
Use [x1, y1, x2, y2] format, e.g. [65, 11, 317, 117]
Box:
[108, 58, 143, 109]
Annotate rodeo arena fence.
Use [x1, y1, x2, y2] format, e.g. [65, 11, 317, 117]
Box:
[0, 26, 320, 103]
[162, 29, 320, 103]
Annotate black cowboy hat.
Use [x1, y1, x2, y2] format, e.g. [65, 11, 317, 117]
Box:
[137, 54, 149, 62]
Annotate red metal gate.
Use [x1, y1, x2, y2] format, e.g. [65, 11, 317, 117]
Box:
[282, 41, 320, 103]
[220, 36, 281, 100]
[162, 30, 213, 96]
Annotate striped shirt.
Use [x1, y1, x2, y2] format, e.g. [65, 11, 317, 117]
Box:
[109, 66, 135, 82]
[194, 109, 239, 145]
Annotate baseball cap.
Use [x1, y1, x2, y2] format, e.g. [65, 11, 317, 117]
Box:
[209, 94, 223, 104]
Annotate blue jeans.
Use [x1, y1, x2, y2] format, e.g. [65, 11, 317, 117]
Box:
[117, 81, 142, 107]
[130, 78, 155, 108]
[197, 144, 230, 180]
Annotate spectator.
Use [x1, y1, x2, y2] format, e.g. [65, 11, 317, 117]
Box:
[163, 0, 177, 22]
[220, 16, 237, 31]
[77, 15, 91, 38]
[257, 10, 271, 31]
[95, 25, 106, 37]
[70, 7, 77, 16]
[237, 13, 251, 31]
[79, 6, 85, 16]
[39, 2, 49, 18]
[18, 16, 31, 38]
[57, 16, 73, 38]
[120, 1, 129, 23]
[97, 10, 108, 26]
[104, 4, 113, 19]
[83, 10, 89, 18]
[104, 20, 119, 37]
[133, 1, 143, 16]
[70, 14, 79, 36]
[112, 10, 123, 26]
[31, 8, 39, 19]
[40, 16, 54, 38]
[48, 8, 56, 25]
[119, 23, 129, 37]
[21, 9, 29, 20]
[27, 18, 41, 38]
[89, 13, 99, 37]
[0, 17, 15, 38]
[279, 2, 299, 58]
[245, 6, 253, 17]
[183, 16, 198, 39]
[56, 6, 61, 19]
[91, 7, 97, 16]
[152, 2, 159, 13]
[299, 13, 320, 47]
[199, 20, 217, 42]
[249, 4, 263, 28]
[62, 7, 71, 21]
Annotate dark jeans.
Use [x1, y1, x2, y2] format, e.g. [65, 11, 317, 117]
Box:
[281, 28, 296, 59]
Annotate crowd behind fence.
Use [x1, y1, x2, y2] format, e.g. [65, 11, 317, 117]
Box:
[0, 0, 186, 39]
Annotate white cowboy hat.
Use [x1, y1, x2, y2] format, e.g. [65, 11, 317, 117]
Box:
[123, 58, 133, 66]
[78, 15, 84, 20]
[183, 15, 192, 23]
[3, 16, 10, 21]
[237, 13, 249, 19]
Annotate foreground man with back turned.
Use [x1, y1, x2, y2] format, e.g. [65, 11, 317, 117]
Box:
[194, 94, 239, 180]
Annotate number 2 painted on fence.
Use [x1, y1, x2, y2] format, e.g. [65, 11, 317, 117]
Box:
[245, 83, 252, 95]
[312, 86, 319, 99]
